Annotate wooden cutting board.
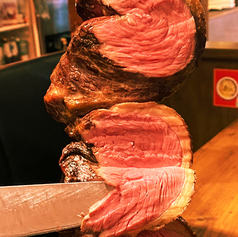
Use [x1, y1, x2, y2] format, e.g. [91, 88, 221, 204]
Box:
[182, 119, 238, 237]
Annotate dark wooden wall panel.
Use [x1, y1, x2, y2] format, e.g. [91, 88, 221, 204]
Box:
[162, 46, 238, 152]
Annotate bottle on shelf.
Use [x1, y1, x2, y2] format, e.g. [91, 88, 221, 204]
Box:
[61, 37, 68, 51]
[18, 38, 29, 61]
[0, 39, 5, 65]
[2, 38, 12, 64]
[0, 37, 30, 66]
[15, 37, 21, 60]
[9, 37, 19, 62]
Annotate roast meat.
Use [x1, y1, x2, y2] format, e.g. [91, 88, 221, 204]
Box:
[59, 141, 101, 182]
[43, 0, 206, 235]
[44, 0, 206, 124]
[59, 102, 195, 236]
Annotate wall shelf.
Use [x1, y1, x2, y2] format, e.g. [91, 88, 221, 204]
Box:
[0, 23, 29, 33]
[0, 0, 41, 67]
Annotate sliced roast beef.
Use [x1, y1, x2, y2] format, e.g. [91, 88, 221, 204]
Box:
[44, 0, 206, 235]
[82, 167, 195, 236]
[44, 0, 206, 124]
[61, 102, 195, 236]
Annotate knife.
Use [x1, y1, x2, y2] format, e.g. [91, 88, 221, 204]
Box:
[0, 181, 113, 237]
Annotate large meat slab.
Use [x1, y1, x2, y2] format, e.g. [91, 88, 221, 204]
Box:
[44, 0, 206, 236]
[44, 0, 206, 124]
[59, 102, 195, 236]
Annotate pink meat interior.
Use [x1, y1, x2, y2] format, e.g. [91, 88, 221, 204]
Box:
[81, 111, 183, 168]
[82, 166, 185, 236]
[93, 0, 196, 78]
[80, 107, 188, 236]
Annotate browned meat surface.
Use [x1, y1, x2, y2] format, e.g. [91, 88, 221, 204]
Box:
[59, 141, 101, 182]
[44, 0, 206, 236]
[59, 102, 195, 236]
[75, 0, 117, 21]
[44, 0, 206, 124]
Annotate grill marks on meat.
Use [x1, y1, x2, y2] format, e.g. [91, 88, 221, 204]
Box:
[64, 102, 195, 236]
[44, 0, 206, 124]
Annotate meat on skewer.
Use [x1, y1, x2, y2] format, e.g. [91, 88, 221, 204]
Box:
[60, 102, 195, 236]
[44, 0, 206, 236]
[44, 0, 206, 124]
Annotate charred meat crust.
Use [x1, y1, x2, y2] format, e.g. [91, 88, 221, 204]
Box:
[186, 0, 207, 65]
[60, 141, 97, 163]
[43, 0, 206, 234]
[44, 0, 206, 124]
[59, 141, 101, 182]
[69, 1, 206, 98]
[61, 102, 194, 236]
[75, 0, 118, 21]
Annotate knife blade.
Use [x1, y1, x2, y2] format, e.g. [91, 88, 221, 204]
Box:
[0, 181, 113, 237]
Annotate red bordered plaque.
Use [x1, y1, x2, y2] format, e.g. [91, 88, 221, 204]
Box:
[213, 68, 238, 108]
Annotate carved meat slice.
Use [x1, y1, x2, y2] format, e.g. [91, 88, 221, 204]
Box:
[44, 0, 206, 124]
[63, 102, 195, 236]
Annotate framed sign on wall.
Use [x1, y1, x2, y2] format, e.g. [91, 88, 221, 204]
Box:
[214, 68, 238, 108]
